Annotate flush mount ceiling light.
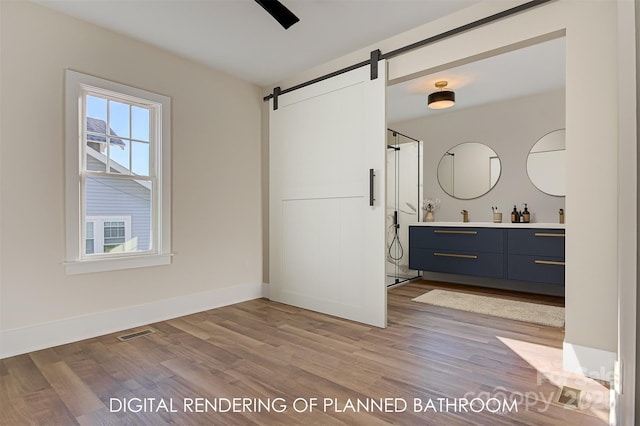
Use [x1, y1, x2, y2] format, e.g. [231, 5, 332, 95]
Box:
[428, 81, 455, 110]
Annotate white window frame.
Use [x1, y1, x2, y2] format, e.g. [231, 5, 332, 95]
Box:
[65, 70, 172, 274]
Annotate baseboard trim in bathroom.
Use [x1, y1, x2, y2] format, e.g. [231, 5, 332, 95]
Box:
[555, 386, 582, 409]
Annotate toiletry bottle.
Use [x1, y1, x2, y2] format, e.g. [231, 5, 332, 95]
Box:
[511, 205, 519, 223]
[523, 204, 530, 223]
[519, 210, 523, 222]
[559, 208, 564, 224]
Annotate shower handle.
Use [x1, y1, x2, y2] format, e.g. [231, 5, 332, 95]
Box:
[369, 169, 375, 206]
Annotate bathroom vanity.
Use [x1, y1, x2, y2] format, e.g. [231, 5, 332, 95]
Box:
[408, 222, 565, 293]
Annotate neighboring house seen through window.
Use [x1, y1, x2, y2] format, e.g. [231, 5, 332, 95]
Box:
[65, 70, 172, 274]
[85, 217, 132, 254]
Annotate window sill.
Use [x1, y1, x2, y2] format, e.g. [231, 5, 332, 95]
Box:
[65, 253, 172, 275]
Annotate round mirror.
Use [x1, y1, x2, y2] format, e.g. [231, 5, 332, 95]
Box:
[437, 142, 501, 199]
[527, 129, 565, 196]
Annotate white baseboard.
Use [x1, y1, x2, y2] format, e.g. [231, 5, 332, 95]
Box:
[563, 341, 617, 382]
[0, 282, 263, 359]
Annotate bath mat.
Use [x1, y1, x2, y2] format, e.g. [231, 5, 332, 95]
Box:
[412, 289, 564, 327]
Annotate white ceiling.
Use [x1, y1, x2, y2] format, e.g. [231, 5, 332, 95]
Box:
[387, 37, 566, 123]
[33, 0, 480, 86]
[34, 0, 565, 123]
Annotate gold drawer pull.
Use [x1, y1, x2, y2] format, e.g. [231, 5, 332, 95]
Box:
[433, 230, 478, 235]
[534, 233, 565, 237]
[534, 260, 565, 266]
[434, 252, 478, 259]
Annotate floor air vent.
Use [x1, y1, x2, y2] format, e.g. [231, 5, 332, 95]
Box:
[118, 329, 155, 342]
[555, 386, 582, 409]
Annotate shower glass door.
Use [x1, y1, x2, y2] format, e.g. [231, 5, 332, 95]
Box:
[386, 129, 422, 286]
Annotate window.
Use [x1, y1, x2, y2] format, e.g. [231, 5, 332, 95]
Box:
[85, 222, 95, 255]
[104, 221, 127, 252]
[65, 70, 171, 274]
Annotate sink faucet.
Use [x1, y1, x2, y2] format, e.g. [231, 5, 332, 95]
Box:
[461, 210, 469, 223]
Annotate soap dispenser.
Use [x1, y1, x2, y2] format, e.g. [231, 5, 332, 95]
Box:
[511, 205, 519, 223]
[522, 204, 530, 223]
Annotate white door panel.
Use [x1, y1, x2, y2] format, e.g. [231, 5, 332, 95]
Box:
[275, 84, 365, 199]
[270, 62, 386, 327]
[281, 198, 363, 302]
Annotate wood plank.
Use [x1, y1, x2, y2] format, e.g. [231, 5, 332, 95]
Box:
[38, 361, 104, 417]
[2, 354, 50, 393]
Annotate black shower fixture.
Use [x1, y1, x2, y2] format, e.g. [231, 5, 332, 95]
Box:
[254, 0, 300, 29]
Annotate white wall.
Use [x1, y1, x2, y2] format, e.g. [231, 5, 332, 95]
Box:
[617, 0, 639, 420]
[635, 0, 640, 413]
[391, 90, 565, 223]
[0, 2, 263, 357]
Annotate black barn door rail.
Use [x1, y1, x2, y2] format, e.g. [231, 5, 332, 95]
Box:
[265, 0, 551, 110]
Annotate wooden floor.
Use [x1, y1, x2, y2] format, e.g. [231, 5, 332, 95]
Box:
[0, 280, 609, 425]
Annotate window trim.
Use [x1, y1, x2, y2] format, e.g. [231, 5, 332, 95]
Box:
[65, 70, 172, 274]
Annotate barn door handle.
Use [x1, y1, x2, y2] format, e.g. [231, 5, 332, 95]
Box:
[369, 169, 375, 206]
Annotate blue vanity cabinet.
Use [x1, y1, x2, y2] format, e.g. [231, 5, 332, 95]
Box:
[506, 229, 565, 286]
[409, 227, 505, 279]
[409, 225, 566, 288]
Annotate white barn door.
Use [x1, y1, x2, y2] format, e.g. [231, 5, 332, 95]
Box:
[269, 62, 387, 327]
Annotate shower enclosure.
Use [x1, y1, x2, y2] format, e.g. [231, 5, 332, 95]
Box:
[386, 129, 423, 286]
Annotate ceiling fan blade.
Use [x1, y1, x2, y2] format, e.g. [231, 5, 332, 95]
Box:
[254, 0, 300, 29]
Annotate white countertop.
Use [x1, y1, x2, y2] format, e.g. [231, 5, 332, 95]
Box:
[409, 221, 565, 229]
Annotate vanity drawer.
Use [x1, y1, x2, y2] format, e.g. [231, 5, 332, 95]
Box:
[507, 229, 565, 258]
[409, 248, 504, 279]
[409, 227, 504, 253]
[507, 254, 565, 286]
